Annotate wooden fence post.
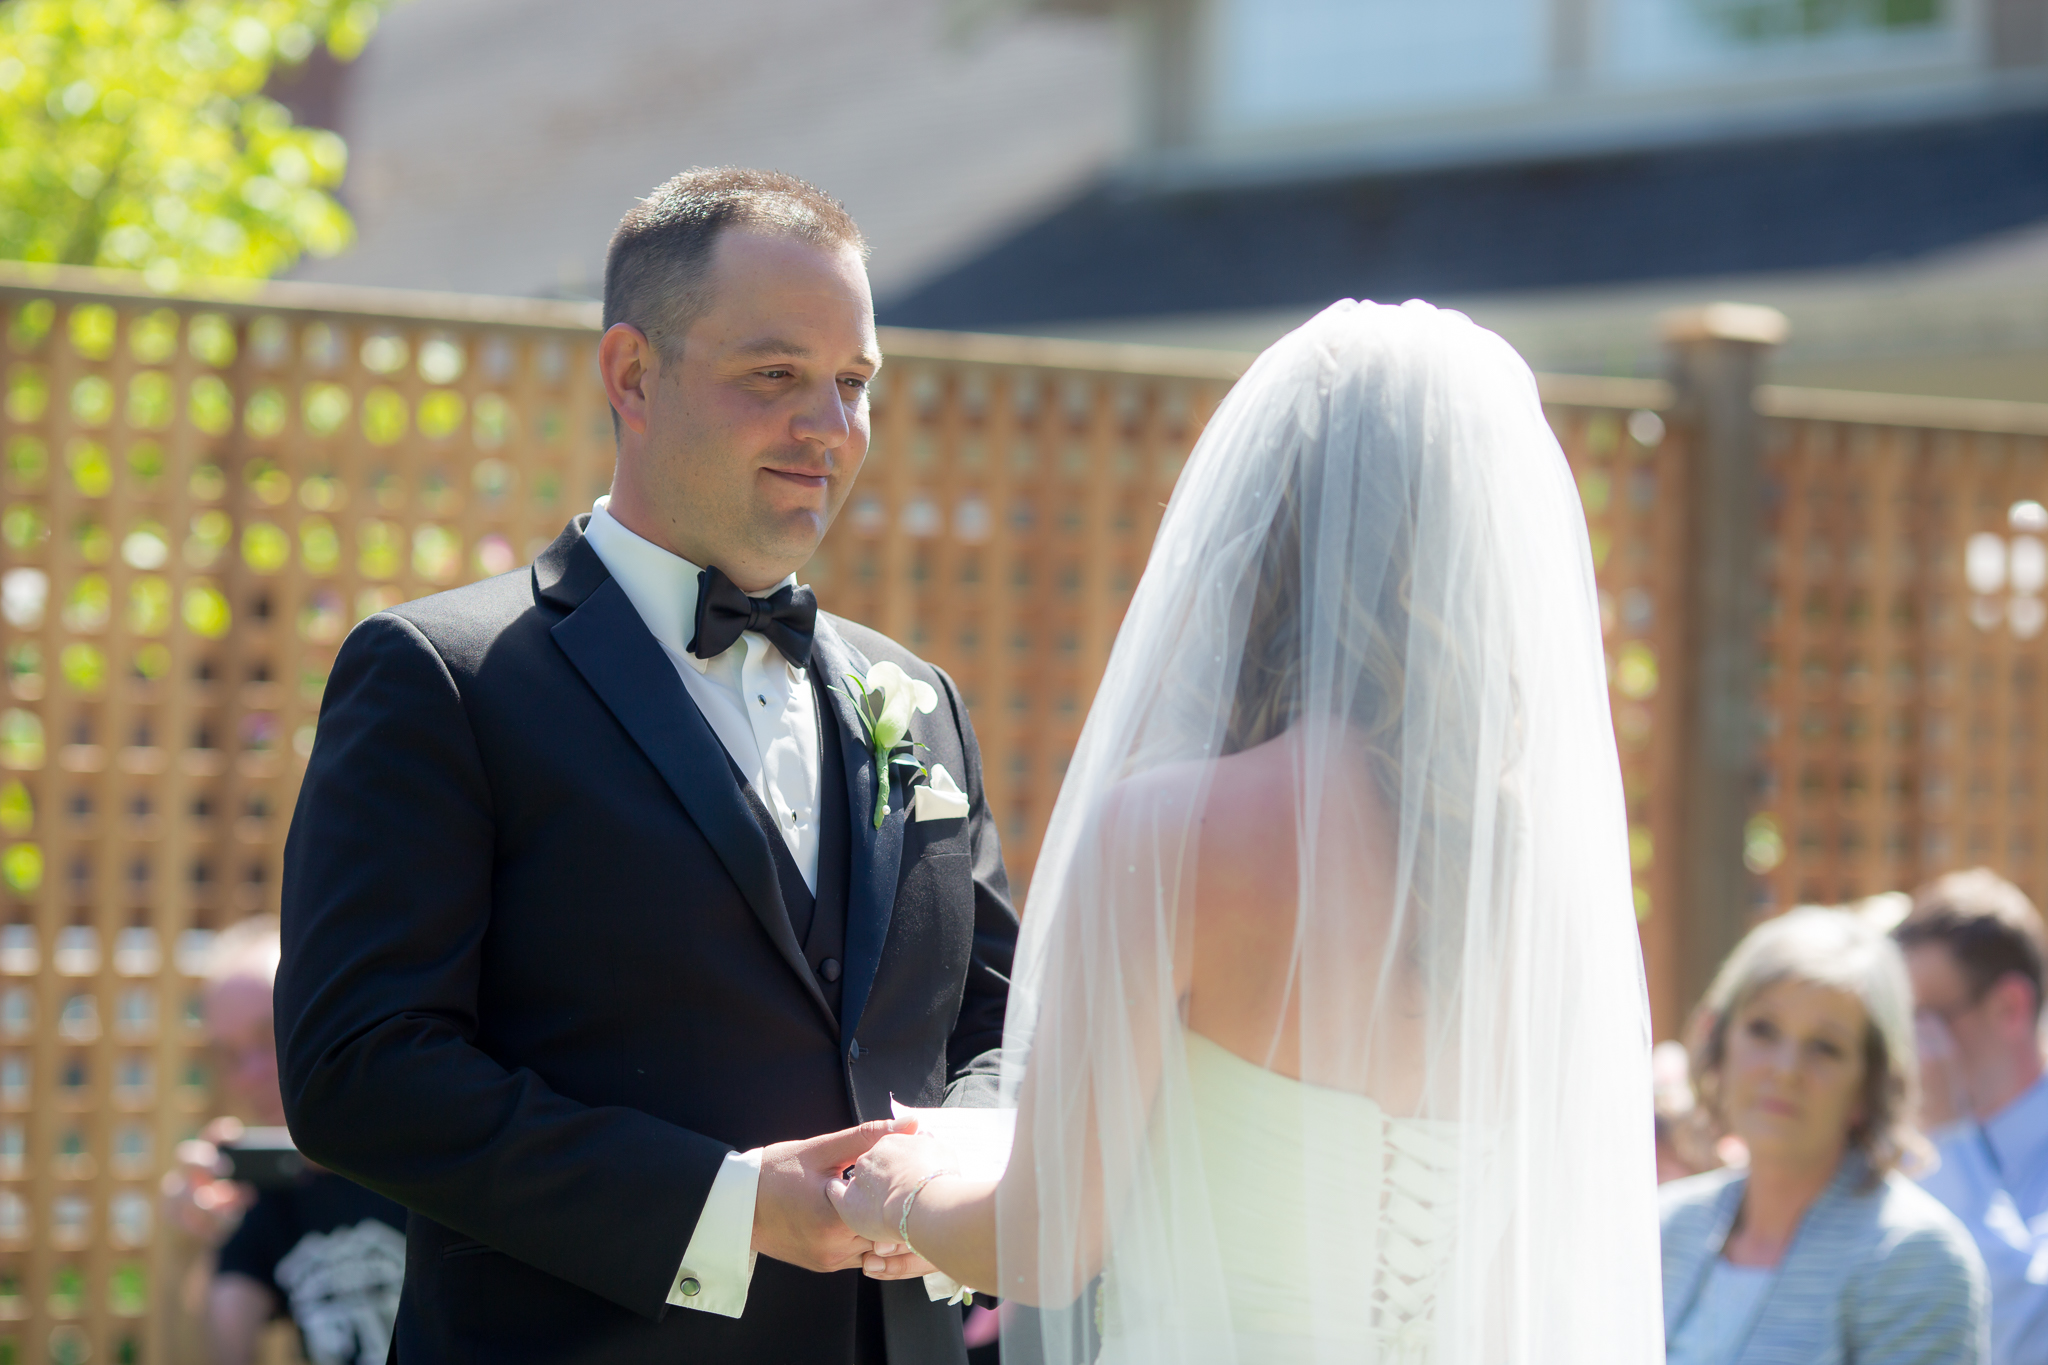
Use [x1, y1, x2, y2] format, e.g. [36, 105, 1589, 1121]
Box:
[1662, 303, 1788, 1014]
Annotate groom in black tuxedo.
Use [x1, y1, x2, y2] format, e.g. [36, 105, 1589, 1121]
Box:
[275, 168, 1016, 1364]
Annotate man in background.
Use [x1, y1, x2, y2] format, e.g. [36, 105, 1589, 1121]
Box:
[160, 918, 407, 1365]
[1894, 868, 2048, 1365]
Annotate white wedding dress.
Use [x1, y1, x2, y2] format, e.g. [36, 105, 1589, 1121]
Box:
[1097, 1032, 1461, 1365]
[996, 302, 1664, 1365]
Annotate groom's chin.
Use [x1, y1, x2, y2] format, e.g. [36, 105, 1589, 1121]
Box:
[760, 511, 832, 561]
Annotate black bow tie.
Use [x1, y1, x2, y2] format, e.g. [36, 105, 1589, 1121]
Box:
[689, 565, 818, 669]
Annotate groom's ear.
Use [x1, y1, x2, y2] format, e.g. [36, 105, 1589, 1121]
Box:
[598, 323, 657, 439]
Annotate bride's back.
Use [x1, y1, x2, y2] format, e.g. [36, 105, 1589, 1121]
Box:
[1084, 727, 1458, 1362]
[1177, 727, 1427, 1109]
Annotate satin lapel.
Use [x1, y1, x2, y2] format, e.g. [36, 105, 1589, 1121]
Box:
[810, 621, 906, 1041]
[552, 577, 834, 1026]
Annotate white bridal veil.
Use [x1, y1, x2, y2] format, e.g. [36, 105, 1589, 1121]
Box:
[994, 302, 1662, 1363]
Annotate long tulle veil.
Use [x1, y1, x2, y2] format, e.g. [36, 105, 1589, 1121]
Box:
[994, 302, 1663, 1363]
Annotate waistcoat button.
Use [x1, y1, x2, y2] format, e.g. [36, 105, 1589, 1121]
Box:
[819, 958, 841, 983]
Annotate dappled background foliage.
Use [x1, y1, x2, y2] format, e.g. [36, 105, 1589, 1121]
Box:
[0, 0, 387, 283]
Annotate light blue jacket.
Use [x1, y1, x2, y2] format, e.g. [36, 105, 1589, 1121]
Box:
[1660, 1153, 1990, 1365]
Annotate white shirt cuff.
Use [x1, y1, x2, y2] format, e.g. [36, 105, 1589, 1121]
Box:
[667, 1147, 763, 1316]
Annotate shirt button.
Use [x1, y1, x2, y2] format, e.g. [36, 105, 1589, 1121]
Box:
[819, 958, 841, 983]
[679, 1277, 700, 1298]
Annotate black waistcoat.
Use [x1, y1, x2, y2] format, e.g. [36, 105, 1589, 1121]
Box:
[727, 670, 852, 1022]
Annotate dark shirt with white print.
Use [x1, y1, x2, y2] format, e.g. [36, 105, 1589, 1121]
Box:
[216, 1170, 407, 1365]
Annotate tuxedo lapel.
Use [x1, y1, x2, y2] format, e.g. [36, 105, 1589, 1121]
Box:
[809, 620, 906, 1043]
[545, 545, 833, 1028]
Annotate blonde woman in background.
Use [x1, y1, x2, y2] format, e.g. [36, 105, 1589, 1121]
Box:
[1660, 907, 1988, 1365]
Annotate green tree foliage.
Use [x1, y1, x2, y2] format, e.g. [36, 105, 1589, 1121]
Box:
[0, 0, 387, 284]
[1694, 0, 1940, 41]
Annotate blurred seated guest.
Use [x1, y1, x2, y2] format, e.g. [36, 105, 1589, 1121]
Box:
[1660, 907, 1987, 1365]
[1654, 1039, 1723, 1183]
[160, 919, 288, 1346]
[1894, 868, 2048, 1365]
[161, 917, 406, 1365]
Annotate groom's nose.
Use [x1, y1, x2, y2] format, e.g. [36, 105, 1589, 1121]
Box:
[789, 375, 857, 450]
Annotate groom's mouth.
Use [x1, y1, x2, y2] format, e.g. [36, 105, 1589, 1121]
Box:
[764, 467, 830, 490]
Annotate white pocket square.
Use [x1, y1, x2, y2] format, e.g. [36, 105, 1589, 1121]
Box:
[911, 764, 970, 821]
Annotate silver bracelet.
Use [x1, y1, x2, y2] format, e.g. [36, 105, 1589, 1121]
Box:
[897, 1168, 959, 1250]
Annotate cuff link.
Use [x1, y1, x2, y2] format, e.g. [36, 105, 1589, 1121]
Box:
[679, 1277, 701, 1298]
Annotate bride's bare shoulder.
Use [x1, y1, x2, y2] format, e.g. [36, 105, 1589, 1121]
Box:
[1199, 739, 1301, 865]
[1094, 739, 1297, 850]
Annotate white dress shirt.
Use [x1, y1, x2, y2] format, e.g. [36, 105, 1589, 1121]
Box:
[583, 497, 823, 1317]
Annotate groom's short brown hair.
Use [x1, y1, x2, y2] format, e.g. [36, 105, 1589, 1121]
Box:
[603, 167, 868, 361]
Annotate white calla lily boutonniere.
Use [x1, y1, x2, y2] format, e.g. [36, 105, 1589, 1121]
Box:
[837, 662, 940, 829]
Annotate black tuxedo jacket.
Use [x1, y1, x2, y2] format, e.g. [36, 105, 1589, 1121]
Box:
[275, 517, 1017, 1364]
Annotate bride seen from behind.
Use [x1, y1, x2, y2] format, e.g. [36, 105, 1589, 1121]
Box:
[830, 301, 1665, 1363]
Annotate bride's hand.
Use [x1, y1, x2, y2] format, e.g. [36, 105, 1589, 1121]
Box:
[827, 1132, 960, 1247]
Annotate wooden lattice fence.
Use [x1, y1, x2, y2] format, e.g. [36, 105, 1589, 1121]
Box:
[1, 263, 2045, 1362]
[1748, 389, 2048, 918]
[0, 267, 619, 1365]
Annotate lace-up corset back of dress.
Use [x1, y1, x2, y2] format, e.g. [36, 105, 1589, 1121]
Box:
[1100, 1030, 1462, 1364]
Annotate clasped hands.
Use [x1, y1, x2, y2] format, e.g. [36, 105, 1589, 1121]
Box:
[751, 1118, 958, 1280]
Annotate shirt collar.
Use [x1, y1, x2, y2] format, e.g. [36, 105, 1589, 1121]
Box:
[1983, 1071, 2048, 1175]
[582, 497, 798, 673]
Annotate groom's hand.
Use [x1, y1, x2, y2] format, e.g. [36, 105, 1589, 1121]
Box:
[752, 1120, 911, 1273]
[861, 1245, 940, 1280]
